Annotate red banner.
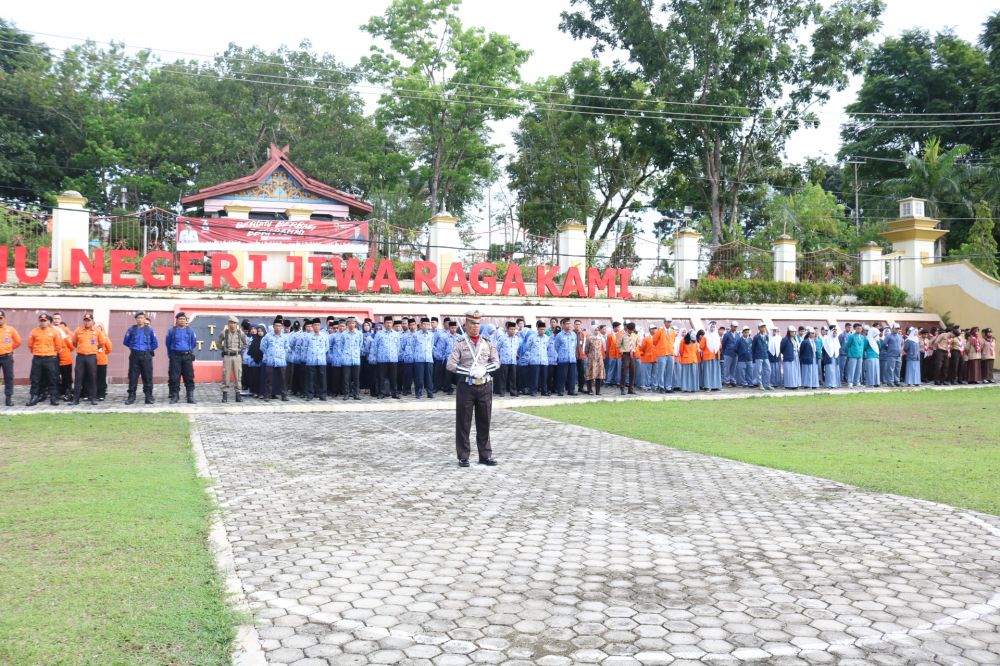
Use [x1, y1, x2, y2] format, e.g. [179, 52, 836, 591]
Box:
[176, 216, 368, 250]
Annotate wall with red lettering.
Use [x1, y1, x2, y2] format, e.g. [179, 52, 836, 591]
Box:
[0, 308, 85, 385]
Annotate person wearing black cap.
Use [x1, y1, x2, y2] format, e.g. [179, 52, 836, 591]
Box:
[340, 316, 364, 400]
[219, 316, 248, 403]
[26, 313, 64, 406]
[123, 311, 159, 404]
[166, 312, 199, 404]
[260, 316, 289, 400]
[0, 310, 21, 407]
[446, 310, 500, 467]
[302, 318, 329, 401]
[70, 313, 109, 405]
[412, 317, 435, 398]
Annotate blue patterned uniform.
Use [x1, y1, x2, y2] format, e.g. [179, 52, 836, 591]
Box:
[434, 331, 455, 362]
[302, 332, 329, 366]
[375, 329, 401, 363]
[364, 332, 378, 362]
[517, 328, 532, 366]
[496, 333, 521, 365]
[400, 331, 415, 363]
[413, 330, 435, 363]
[547, 335, 558, 366]
[340, 329, 363, 366]
[327, 331, 342, 367]
[260, 332, 289, 367]
[523, 333, 548, 365]
[555, 330, 577, 363]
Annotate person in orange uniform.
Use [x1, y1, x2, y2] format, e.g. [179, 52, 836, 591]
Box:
[699, 321, 723, 390]
[606, 322, 622, 387]
[95, 322, 112, 401]
[0, 310, 22, 406]
[651, 321, 669, 392]
[71, 313, 110, 406]
[52, 312, 75, 400]
[679, 329, 701, 392]
[27, 313, 64, 406]
[638, 326, 657, 390]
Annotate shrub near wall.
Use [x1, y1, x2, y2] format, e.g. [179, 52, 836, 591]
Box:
[853, 284, 911, 307]
[689, 278, 844, 304]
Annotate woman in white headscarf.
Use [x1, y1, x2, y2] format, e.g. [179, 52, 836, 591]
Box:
[768, 326, 783, 387]
[904, 327, 922, 385]
[672, 327, 684, 390]
[780, 326, 801, 389]
[823, 326, 841, 388]
[799, 328, 819, 388]
[864, 325, 881, 387]
[700, 321, 723, 390]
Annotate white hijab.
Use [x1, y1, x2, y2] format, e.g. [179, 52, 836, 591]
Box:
[768, 330, 782, 356]
[705, 322, 722, 354]
[867, 327, 881, 354]
[825, 330, 841, 358]
[674, 328, 686, 355]
[906, 327, 919, 344]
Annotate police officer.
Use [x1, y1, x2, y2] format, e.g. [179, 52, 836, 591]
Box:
[218, 315, 248, 403]
[0, 310, 22, 407]
[123, 311, 159, 405]
[446, 310, 500, 467]
[166, 311, 199, 404]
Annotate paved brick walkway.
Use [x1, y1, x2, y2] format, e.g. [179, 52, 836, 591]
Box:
[193, 409, 1000, 665]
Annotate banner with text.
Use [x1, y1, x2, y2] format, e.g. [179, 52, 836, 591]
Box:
[176, 216, 368, 253]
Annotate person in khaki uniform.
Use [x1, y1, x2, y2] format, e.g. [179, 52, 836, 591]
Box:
[446, 310, 500, 468]
[218, 315, 249, 403]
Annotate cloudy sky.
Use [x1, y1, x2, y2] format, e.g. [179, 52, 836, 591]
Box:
[5, 0, 997, 274]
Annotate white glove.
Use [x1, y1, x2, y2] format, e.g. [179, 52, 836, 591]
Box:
[470, 366, 486, 379]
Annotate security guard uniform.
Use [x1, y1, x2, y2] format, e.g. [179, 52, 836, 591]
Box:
[446, 310, 500, 467]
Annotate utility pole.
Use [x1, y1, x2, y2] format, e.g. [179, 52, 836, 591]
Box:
[846, 158, 863, 231]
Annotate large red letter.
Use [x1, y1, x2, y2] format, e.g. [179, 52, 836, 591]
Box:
[307, 256, 327, 291]
[110, 250, 138, 287]
[469, 262, 497, 295]
[178, 252, 206, 288]
[14, 246, 49, 284]
[330, 258, 374, 292]
[372, 259, 401, 293]
[535, 265, 560, 297]
[211, 252, 241, 289]
[70, 248, 104, 285]
[587, 267, 617, 298]
[441, 262, 471, 295]
[561, 266, 586, 298]
[141, 251, 175, 287]
[500, 264, 527, 296]
[413, 261, 440, 294]
[282, 255, 303, 291]
[246, 254, 267, 289]
[618, 268, 633, 299]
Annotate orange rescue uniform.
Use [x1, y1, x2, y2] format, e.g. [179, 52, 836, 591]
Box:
[55, 324, 74, 365]
[0, 324, 22, 355]
[28, 327, 64, 357]
[72, 327, 111, 356]
[96, 336, 113, 366]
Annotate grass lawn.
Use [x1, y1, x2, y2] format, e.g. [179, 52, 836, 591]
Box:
[520, 388, 1000, 516]
[0, 413, 236, 666]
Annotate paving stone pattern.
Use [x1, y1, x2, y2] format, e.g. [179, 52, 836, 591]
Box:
[194, 410, 1000, 665]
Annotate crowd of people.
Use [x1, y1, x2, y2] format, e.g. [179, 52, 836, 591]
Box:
[0, 309, 994, 408]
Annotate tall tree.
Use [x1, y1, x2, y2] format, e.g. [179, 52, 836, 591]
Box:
[954, 200, 999, 278]
[508, 59, 667, 241]
[882, 137, 975, 220]
[561, 0, 883, 246]
[362, 0, 530, 219]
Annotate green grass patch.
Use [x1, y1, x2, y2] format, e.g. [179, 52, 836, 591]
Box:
[0, 413, 236, 666]
[520, 389, 1000, 515]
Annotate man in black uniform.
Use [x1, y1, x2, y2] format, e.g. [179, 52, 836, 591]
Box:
[446, 309, 500, 468]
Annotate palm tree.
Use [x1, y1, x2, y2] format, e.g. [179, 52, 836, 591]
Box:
[884, 137, 977, 220]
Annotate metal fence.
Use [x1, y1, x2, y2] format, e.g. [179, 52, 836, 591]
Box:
[796, 248, 859, 287]
[1, 206, 52, 268]
[90, 208, 177, 255]
[704, 241, 773, 280]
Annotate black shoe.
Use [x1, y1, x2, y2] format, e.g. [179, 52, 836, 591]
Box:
[125, 395, 135, 405]
[478, 458, 498, 466]
[392, 394, 401, 399]
[187, 395, 196, 404]
[145, 396, 154, 404]
[319, 396, 327, 401]
[235, 393, 242, 403]
[89, 399, 98, 406]
[280, 394, 289, 402]
[169, 395, 179, 404]
[72, 399, 80, 405]
[222, 392, 228, 403]
[27, 396, 39, 407]
[459, 459, 470, 467]
[4, 396, 11, 407]
[353, 395, 361, 400]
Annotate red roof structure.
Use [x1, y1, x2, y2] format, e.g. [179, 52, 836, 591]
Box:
[180, 144, 373, 216]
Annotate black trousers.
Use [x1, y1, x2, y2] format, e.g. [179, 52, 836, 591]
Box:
[168, 352, 195, 396]
[59, 363, 73, 396]
[528, 364, 547, 395]
[413, 362, 433, 397]
[305, 364, 326, 398]
[97, 364, 108, 398]
[73, 354, 98, 401]
[377, 362, 399, 396]
[327, 365, 341, 396]
[261, 365, 285, 398]
[30, 356, 60, 399]
[496, 364, 517, 396]
[576, 358, 587, 391]
[621, 352, 636, 389]
[932, 349, 949, 383]
[241, 363, 249, 391]
[0, 354, 13, 397]
[434, 360, 446, 391]
[341, 364, 360, 397]
[455, 380, 493, 462]
[128, 351, 154, 397]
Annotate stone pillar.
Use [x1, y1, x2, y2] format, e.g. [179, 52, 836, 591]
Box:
[52, 190, 90, 284]
[557, 221, 587, 273]
[429, 211, 460, 290]
[880, 198, 947, 303]
[772, 235, 797, 283]
[859, 241, 885, 285]
[672, 227, 701, 291]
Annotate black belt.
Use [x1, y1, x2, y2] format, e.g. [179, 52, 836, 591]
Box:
[223, 352, 240, 356]
[0, 353, 11, 358]
[170, 351, 195, 356]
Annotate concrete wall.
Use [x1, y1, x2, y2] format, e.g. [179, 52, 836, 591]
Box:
[923, 261, 1000, 333]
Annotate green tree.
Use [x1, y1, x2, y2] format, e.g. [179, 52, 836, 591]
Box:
[757, 183, 851, 252]
[954, 200, 999, 277]
[882, 137, 975, 220]
[561, 0, 884, 246]
[362, 0, 530, 218]
[508, 60, 666, 241]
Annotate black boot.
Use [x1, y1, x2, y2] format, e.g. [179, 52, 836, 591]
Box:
[235, 392, 242, 403]
[27, 394, 39, 406]
[50, 395, 59, 405]
[169, 393, 179, 404]
[595, 379, 602, 395]
[125, 393, 136, 405]
[4, 396, 12, 407]
[280, 393, 289, 401]
[186, 391, 196, 404]
[222, 391, 228, 403]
